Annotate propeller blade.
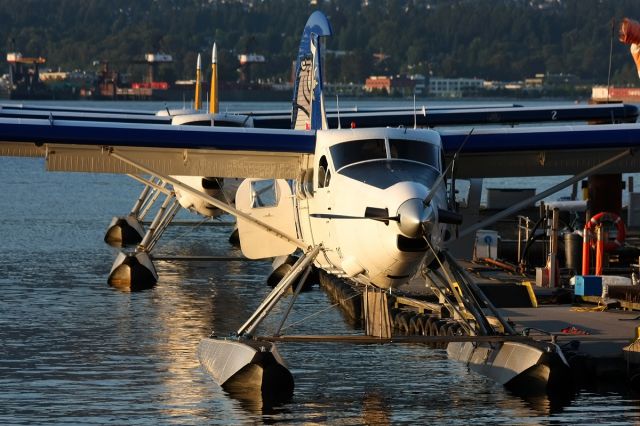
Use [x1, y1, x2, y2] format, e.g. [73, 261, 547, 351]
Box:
[310, 213, 366, 220]
[310, 207, 399, 225]
[422, 172, 446, 207]
[437, 208, 463, 225]
[423, 128, 474, 207]
[364, 207, 391, 221]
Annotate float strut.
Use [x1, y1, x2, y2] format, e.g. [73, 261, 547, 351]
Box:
[275, 265, 313, 336]
[238, 246, 321, 336]
[137, 192, 179, 253]
[129, 181, 152, 217]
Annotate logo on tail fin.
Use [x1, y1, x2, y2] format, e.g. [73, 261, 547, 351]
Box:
[291, 11, 332, 131]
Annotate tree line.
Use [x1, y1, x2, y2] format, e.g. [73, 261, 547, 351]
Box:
[2, 0, 640, 85]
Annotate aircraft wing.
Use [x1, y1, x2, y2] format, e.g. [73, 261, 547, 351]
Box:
[2, 117, 640, 180]
[4, 103, 637, 131]
[1, 102, 158, 116]
[0, 108, 172, 124]
[440, 123, 640, 178]
[0, 118, 314, 179]
[252, 104, 639, 129]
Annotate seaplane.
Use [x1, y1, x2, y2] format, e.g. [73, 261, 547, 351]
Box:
[3, 11, 640, 398]
[3, 47, 637, 294]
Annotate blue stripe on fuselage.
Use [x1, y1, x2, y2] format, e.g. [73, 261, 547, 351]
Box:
[0, 118, 316, 153]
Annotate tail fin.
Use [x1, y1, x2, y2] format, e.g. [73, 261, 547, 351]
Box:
[291, 11, 332, 130]
[619, 18, 640, 79]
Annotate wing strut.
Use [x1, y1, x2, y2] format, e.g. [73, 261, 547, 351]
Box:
[456, 148, 633, 239]
[237, 245, 322, 336]
[106, 148, 309, 250]
[126, 174, 173, 196]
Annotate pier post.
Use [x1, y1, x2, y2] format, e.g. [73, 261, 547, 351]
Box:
[595, 225, 605, 276]
[588, 174, 622, 217]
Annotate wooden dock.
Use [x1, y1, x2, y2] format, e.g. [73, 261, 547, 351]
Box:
[393, 259, 640, 385]
[497, 305, 639, 359]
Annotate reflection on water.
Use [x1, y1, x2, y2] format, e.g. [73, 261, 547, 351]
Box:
[362, 391, 391, 425]
[223, 386, 293, 417]
[2, 103, 640, 423]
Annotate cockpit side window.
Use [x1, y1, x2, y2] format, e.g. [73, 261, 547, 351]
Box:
[324, 168, 331, 187]
[318, 155, 329, 188]
[389, 139, 439, 168]
[330, 139, 386, 171]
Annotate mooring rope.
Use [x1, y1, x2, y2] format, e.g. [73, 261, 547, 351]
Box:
[571, 302, 607, 312]
[276, 291, 361, 334]
[156, 215, 213, 249]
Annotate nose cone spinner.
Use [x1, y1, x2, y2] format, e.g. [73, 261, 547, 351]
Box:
[396, 199, 431, 239]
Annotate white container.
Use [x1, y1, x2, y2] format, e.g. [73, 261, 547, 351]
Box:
[474, 230, 499, 260]
[536, 267, 549, 287]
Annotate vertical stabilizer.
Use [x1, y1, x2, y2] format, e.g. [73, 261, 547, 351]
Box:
[291, 11, 332, 130]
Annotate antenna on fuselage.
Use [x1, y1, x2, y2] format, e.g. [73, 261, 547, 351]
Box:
[336, 95, 341, 129]
[413, 92, 417, 129]
[206, 92, 211, 125]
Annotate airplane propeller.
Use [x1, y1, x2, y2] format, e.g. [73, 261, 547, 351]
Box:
[423, 128, 474, 208]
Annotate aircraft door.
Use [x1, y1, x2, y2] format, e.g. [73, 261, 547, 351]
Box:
[236, 178, 298, 259]
[312, 154, 337, 261]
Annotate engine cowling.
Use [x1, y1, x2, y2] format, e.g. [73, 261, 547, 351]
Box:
[173, 176, 227, 217]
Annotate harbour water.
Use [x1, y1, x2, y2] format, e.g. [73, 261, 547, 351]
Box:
[2, 100, 640, 424]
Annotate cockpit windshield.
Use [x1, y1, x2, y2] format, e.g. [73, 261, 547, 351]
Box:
[389, 139, 440, 169]
[330, 139, 386, 171]
[329, 137, 440, 172]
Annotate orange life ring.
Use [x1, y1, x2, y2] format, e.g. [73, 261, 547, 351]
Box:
[585, 211, 626, 251]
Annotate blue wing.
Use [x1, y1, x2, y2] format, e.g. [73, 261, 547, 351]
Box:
[3, 102, 637, 129]
[0, 117, 315, 179]
[1, 115, 640, 179]
[440, 123, 640, 178]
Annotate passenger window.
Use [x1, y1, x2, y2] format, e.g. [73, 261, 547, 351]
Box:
[250, 179, 278, 208]
[318, 156, 329, 189]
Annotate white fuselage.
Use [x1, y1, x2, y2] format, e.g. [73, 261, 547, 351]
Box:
[297, 127, 447, 289]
